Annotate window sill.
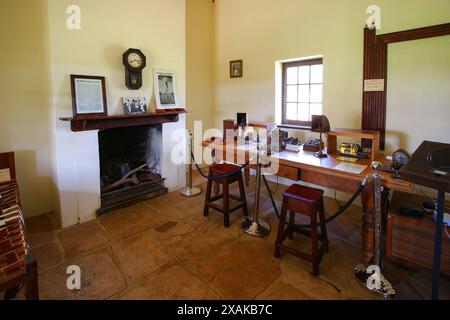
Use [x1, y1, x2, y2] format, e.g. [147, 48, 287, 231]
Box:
[277, 124, 312, 131]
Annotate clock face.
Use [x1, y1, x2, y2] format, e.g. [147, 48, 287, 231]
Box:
[127, 52, 143, 68]
[393, 149, 410, 169]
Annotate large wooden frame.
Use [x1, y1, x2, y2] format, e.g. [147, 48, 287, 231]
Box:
[362, 23, 450, 150]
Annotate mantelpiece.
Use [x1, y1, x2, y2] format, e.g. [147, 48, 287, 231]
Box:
[59, 111, 185, 132]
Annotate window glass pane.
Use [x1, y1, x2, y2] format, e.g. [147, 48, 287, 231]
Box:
[298, 66, 310, 84]
[286, 67, 297, 85]
[298, 103, 310, 121]
[298, 85, 310, 103]
[310, 84, 322, 103]
[286, 103, 297, 120]
[311, 64, 323, 83]
[286, 85, 297, 103]
[310, 103, 323, 118]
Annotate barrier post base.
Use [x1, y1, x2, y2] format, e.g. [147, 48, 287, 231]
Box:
[179, 186, 202, 198]
[354, 264, 395, 299]
[241, 218, 271, 237]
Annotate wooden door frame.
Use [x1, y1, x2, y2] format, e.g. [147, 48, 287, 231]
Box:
[362, 23, 450, 150]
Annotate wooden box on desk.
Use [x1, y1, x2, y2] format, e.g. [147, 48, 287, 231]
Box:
[327, 128, 380, 161]
[303, 142, 324, 152]
[386, 191, 450, 277]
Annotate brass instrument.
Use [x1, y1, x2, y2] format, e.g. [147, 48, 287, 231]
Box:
[339, 143, 362, 157]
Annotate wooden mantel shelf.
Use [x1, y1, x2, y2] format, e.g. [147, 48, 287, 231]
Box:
[60, 111, 184, 132]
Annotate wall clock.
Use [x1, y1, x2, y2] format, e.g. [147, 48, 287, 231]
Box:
[122, 48, 146, 90]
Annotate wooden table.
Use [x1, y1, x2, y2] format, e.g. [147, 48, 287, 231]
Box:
[202, 138, 412, 264]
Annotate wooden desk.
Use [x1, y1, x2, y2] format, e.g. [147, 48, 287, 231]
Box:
[202, 138, 412, 264]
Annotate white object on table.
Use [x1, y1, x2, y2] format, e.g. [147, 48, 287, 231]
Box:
[334, 162, 367, 174]
[285, 144, 302, 152]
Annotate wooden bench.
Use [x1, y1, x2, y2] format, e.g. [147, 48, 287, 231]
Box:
[0, 152, 39, 300]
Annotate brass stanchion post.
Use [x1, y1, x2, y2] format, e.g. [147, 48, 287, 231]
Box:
[241, 136, 271, 237]
[354, 161, 395, 299]
[180, 131, 202, 198]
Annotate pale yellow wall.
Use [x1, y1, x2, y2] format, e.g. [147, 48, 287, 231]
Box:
[0, 0, 187, 222]
[213, 0, 450, 146]
[386, 36, 450, 155]
[0, 0, 54, 217]
[186, 0, 215, 135]
[47, 0, 186, 119]
[1, 0, 449, 219]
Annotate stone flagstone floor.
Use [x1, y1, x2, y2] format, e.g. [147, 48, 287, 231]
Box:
[13, 174, 428, 300]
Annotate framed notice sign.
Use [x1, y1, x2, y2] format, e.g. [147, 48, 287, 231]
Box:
[364, 79, 385, 92]
[0, 168, 11, 183]
[70, 75, 108, 117]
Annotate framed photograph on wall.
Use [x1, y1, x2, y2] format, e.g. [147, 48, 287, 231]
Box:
[153, 70, 178, 109]
[122, 97, 147, 115]
[70, 75, 108, 117]
[230, 60, 243, 78]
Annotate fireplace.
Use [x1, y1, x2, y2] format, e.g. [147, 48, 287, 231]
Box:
[96, 125, 168, 215]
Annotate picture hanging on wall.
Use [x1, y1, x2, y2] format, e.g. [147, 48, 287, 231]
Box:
[230, 60, 243, 78]
[70, 75, 108, 117]
[122, 97, 147, 115]
[153, 69, 178, 109]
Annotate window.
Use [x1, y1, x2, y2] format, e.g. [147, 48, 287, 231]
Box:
[282, 58, 323, 127]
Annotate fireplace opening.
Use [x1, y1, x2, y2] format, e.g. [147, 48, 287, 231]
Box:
[97, 125, 167, 215]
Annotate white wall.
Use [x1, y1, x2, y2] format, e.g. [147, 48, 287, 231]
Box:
[386, 36, 450, 155]
[213, 0, 450, 146]
[47, 0, 187, 227]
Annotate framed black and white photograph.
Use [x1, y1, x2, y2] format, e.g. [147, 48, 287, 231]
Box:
[122, 97, 147, 115]
[70, 75, 107, 117]
[153, 70, 178, 109]
[230, 60, 243, 78]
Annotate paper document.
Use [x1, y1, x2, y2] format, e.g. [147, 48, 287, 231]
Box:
[75, 78, 104, 113]
[0, 168, 11, 183]
[334, 163, 367, 174]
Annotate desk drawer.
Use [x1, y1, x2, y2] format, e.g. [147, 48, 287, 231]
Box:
[277, 165, 300, 181]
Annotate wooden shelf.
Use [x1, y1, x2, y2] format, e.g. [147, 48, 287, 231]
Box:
[59, 111, 184, 132]
[327, 128, 380, 161]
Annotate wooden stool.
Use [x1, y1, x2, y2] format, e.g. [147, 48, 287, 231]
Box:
[203, 164, 249, 227]
[274, 184, 329, 276]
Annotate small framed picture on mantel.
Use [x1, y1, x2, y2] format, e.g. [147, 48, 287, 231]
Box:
[153, 69, 179, 110]
[122, 97, 147, 115]
[70, 75, 108, 118]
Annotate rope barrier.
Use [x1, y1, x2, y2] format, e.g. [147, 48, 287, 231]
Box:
[191, 150, 255, 181]
[191, 146, 369, 230]
[262, 174, 367, 229]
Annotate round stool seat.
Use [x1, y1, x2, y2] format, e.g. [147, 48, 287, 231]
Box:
[283, 184, 324, 204]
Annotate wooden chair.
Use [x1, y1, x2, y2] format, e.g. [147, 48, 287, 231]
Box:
[274, 184, 329, 276]
[203, 163, 249, 227]
[0, 152, 39, 300]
